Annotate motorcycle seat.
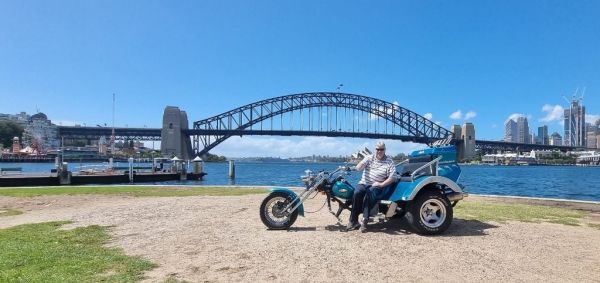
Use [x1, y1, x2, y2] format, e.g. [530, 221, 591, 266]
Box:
[369, 181, 399, 207]
[398, 155, 435, 181]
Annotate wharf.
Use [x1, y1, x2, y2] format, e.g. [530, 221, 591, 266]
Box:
[0, 172, 207, 187]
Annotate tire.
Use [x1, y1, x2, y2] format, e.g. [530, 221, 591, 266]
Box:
[260, 192, 299, 230]
[405, 190, 453, 235]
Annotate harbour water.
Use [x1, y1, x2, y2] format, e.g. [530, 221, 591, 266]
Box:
[2, 162, 599, 202]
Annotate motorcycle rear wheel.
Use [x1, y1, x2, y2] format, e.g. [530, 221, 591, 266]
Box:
[260, 192, 299, 229]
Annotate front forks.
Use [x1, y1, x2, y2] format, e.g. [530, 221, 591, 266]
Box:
[281, 186, 316, 215]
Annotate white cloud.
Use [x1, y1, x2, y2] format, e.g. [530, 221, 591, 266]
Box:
[212, 136, 424, 158]
[586, 114, 600, 124]
[491, 124, 498, 128]
[423, 113, 433, 120]
[370, 103, 400, 120]
[540, 104, 564, 123]
[449, 110, 462, 120]
[450, 110, 476, 121]
[505, 113, 531, 123]
[464, 111, 477, 120]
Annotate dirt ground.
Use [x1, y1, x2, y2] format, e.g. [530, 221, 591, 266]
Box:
[1, 193, 599, 282]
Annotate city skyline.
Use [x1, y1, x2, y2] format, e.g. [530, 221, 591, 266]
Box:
[1, 1, 600, 157]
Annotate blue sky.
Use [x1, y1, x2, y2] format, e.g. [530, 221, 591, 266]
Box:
[1, 1, 599, 157]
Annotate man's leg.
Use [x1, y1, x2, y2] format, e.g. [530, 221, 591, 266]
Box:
[361, 185, 377, 232]
[349, 184, 367, 225]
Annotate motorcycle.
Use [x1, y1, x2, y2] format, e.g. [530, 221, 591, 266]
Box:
[259, 145, 467, 235]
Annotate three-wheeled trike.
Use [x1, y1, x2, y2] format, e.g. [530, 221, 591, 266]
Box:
[259, 145, 467, 235]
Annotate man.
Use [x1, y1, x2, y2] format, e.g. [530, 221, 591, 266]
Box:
[347, 141, 396, 232]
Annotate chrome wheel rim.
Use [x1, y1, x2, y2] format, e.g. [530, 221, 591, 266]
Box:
[419, 198, 446, 229]
[264, 196, 290, 225]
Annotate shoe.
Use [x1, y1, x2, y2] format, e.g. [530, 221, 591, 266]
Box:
[345, 221, 360, 231]
[360, 221, 368, 233]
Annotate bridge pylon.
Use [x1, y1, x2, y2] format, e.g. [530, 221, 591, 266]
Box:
[161, 106, 193, 160]
[451, 123, 476, 161]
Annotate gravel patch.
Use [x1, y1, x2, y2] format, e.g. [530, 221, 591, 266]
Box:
[1, 194, 599, 282]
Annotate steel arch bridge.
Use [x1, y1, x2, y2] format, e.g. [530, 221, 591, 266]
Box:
[189, 92, 453, 156]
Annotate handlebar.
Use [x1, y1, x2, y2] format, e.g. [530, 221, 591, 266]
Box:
[301, 165, 353, 189]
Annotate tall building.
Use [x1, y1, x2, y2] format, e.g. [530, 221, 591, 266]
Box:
[22, 113, 59, 152]
[517, 117, 530, 144]
[564, 99, 586, 146]
[587, 122, 599, 148]
[550, 132, 562, 146]
[537, 125, 549, 145]
[504, 119, 518, 142]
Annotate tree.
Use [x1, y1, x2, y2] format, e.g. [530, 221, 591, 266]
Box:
[0, 121, 24, 148]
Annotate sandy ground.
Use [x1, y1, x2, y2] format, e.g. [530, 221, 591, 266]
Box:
[1, 194, 599, 282]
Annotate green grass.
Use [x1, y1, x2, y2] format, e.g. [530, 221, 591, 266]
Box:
[0, 221, 155, 282]
[0, 186, 268, 197]
[0, 208, 23, 217]
[588, 223, 600, 230]
[454, 201, 587, 226]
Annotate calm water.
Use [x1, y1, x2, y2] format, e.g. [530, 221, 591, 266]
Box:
[2, 162, 600, 202]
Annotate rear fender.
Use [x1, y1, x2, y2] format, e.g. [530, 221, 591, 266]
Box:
[270, 188, 304, 217]
[389, 176, 463, 202]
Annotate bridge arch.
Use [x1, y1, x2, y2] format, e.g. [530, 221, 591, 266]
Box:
[190, 92, 452, 155]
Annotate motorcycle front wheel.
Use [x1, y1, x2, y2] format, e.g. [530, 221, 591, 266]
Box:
[259, 192, 299, 229]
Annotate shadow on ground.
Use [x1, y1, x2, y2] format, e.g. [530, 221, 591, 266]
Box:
[291, 217, 498, 237]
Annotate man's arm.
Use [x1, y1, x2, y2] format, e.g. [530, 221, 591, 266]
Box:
[371, 161, 397, 188]
[354, 156, 370, 171]
[371, 174, 395, 188]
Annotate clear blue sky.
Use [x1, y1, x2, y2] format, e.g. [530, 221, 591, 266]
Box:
[1, 1, 599, 157]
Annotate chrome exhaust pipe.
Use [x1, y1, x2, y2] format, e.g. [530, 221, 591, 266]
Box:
[446, 192, 464, 202]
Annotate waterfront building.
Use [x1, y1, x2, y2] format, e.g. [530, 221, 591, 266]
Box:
[537, 125, 549, 145]
[530, 150, 554, 159]
[597, 134, 600, 149]
[11, 137, 21, 153]
[22, 113, 59, 153]
[481, 153, 537, 165]
[586, 122, 599, 148]
[517, 117, 530, 144]
[587, 134, 598, 149]
[504, 119, 518, 142]
[564, 98, 586, 146]
[550, 132, 562, 146]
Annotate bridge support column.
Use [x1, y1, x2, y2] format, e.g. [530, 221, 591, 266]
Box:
[161, 106, 193, 160]
[462, 123, 476, 160]
[451, 123, 476, 161]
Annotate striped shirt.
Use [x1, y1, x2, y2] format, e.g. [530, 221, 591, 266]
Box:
[358, 154, 396, 186]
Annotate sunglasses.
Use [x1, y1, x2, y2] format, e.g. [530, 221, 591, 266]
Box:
[375, 148, 385, 151]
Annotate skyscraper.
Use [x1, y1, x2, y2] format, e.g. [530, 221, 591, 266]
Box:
[517, 117, 530, 144]
[537, 125, 549, 145]
[564, 99, 586, 146]
[504, 119, 518, 142]
[587, 123, 599, 148]
[550, 132, 562, 146]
